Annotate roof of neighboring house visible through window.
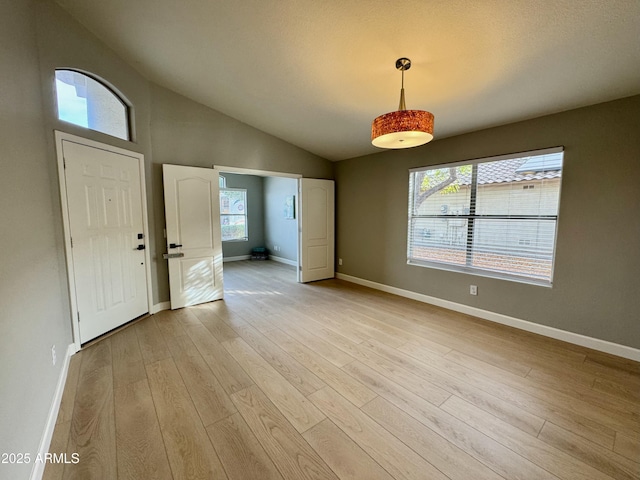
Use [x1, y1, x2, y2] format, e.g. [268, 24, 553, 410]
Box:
[457, 153, 563, 186]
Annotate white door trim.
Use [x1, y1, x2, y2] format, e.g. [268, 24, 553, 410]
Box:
[213, 165, 302, 179]
[55, 131, 153, 350]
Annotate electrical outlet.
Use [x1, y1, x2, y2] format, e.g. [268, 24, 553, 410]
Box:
[338, 258, 343, 266]
[51, 345, 57, 366]
[470, 285, 478, 296]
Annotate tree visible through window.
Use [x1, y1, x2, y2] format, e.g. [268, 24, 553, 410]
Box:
[54, 70, 130, 140]
[220, 188, 248, 241]
[408, 148, 564, 285]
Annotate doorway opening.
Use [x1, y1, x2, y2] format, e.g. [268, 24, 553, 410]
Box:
[162, 164, 334, 310]
[215, 166, 301, 282]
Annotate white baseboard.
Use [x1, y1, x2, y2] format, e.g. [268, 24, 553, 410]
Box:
[336, 273, 640, 362]
[30, 344, 77, 480]
[270, 255, 297, 267]
[152, 301, 170, 314]
[223, 255, 251, 262]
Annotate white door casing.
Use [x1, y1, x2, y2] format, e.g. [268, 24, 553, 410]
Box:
[300, 178, 335, 282]
[163, 164, 223, 309]
[57, 133, 150, 344]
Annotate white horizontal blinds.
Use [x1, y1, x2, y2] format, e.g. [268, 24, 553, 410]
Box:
[408, 148, 564, 284]
[408, 165, 472, 266]
[470, 152, 562, 281]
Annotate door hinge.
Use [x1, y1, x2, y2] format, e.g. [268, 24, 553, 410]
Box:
[77, 312, 80, 322]
[70, 237, 73, 248]
[63, 157, 66, 169]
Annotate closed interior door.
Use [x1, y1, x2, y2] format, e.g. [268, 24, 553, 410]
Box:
[300, 178, 335, 282]
[63, 140, 149, 343]
[163, 164, 223, 309]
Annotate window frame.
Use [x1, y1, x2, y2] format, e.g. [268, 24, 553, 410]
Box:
[407, 146, 564, 287]
[54, 69, 132, 141]
[220, 187, 248, 242]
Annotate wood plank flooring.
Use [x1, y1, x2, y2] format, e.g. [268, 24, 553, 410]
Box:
[44, 260, 640, 480]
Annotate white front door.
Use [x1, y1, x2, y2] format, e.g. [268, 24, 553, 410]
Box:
[300, 178, 335, 282]
[163, 164, 223, 309]
[62, 139, 149, 343]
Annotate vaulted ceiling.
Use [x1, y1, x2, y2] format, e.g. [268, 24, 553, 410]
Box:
[55, 0, 640, 161]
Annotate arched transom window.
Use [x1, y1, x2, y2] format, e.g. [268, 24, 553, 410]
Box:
[55, 69, 130, 140]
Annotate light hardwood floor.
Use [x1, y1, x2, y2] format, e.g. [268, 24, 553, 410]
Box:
[45, 260, 640, 480]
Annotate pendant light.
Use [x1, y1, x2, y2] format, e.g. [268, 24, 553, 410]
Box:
[371, 57, 434, 149]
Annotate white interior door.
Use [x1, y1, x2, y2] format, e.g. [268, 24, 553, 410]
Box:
[63, 140, 149, 343]
[163, 164, 223, 309]
[300, 178, 335, 282]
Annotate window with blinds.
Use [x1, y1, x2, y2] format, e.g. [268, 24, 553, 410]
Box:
[407, 147, 564, 286]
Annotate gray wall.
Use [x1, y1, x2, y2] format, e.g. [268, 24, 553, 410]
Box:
[221, 173, 265, 258]
[264, 176, 299, 262]
[335, 95, 640, 349]
[0, 1, 72, 478]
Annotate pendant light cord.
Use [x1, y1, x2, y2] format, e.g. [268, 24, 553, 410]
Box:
[398, 67, 406, 111]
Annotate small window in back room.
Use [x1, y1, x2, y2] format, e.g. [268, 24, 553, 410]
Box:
[54, 69, 130, 140]
[220, 188, 248, 241]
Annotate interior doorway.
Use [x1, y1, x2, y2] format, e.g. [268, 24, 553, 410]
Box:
[215, 166, 301, 280]
[159, 164, 335, 309]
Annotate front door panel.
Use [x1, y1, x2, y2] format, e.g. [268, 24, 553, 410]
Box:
[63, 140, 148, 342]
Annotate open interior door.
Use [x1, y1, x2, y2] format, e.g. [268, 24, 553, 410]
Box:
[162, 164, 223, 309]
[299, 178, 335, 282]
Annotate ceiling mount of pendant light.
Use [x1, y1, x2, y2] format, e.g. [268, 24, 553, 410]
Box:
[371, 57, 434, 149]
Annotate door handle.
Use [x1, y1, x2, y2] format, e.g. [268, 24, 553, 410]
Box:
[134, 245, 145, 251]
[169, 243, 183, 249]
[163, 252, 185, 259]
